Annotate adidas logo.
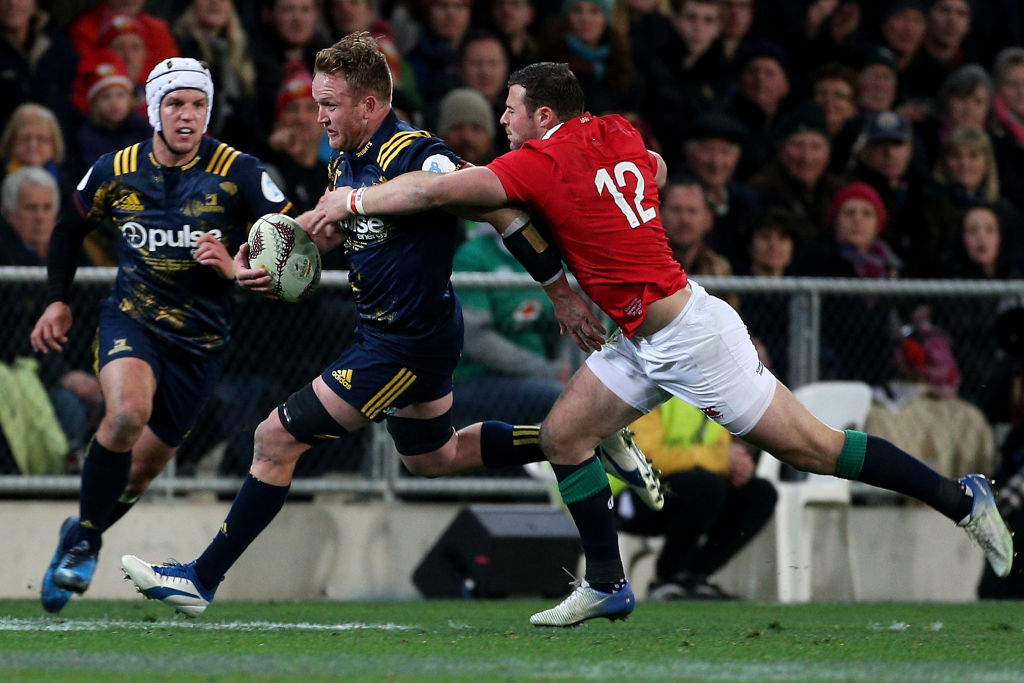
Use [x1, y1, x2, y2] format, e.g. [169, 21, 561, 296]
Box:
[332, 368, 353, 389]
[116, 191, 145, 211]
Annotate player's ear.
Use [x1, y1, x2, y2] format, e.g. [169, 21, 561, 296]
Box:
[361, 94, 378, 117]
[535, 105, 557, 128]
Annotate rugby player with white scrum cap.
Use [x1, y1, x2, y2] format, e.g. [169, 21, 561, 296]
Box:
[32, 57, 294, 614]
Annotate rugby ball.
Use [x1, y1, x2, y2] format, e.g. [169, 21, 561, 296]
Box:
[247, 213, 322, 302]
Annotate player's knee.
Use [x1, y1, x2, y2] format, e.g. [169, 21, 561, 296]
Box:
[538, 422, 584, 463]
[253, 415, 296, 460]
[401, 453, 446, 478]
[102, 404, 149, 444]
[387, 412, 455, 477]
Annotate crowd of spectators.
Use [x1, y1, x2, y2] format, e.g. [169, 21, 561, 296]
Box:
[1, 0, 1021, 274]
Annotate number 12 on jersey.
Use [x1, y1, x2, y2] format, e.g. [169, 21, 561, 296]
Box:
[594, 161, 656, 228]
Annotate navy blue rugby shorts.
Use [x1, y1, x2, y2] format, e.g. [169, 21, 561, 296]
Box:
[319, 336, 458, 422]
[94, 299, 225, 446]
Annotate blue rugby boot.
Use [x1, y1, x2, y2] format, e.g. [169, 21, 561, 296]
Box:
[530, 580, 635, 627]
[121, 555, 216, 617]
[41, 517, 77, 613]
[53, 530, 99, 594]
[598, 428, 664, 510]
[958, 474, 1014, 577]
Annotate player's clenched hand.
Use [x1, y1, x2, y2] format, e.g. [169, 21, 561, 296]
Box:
[193, 232, 233, 279]
[30, 301, 72, 354]
[296, 210, 344, 253]
[308, 186, 353, 236]
[543, 277, 607, 352]
[232, 243, 277, 297]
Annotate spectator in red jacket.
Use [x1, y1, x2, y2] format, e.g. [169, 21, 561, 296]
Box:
[68, 0, 179, 80]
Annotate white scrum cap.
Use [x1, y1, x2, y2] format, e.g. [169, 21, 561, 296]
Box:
[145, 57, 214, 132]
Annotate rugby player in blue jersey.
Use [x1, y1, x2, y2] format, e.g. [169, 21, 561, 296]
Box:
[121, 33, 661, 622]
[30, 58, 294, 613]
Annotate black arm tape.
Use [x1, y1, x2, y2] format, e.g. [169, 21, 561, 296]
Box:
[45, 208, 92, 303]
[386, 410, 454, 456]
[500, 214, 563, 285]
[278, 384, 347, 445]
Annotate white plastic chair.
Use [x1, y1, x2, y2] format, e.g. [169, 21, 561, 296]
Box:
[757, 380, 872, 602]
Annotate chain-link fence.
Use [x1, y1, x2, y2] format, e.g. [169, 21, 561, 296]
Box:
[2, 267, 1023, 498]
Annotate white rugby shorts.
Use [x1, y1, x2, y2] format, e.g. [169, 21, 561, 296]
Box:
[586, 281, 777, 436]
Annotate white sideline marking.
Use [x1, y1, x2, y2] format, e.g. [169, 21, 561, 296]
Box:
[0, 617, 415, 632]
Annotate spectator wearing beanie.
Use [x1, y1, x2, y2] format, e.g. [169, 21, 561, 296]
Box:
[70, 49, 151, 178]
[749, 102, 842, 246]
[680, 111, 760, 267]
[264, 72, 327, 216]
[794, 181, 902, 385]
[97, 13, 150, 87]
[436, 88, 497, 165]
[68, 1, 178, 81]
[847, 110, 958, 277]
[728, 40, 794, 179]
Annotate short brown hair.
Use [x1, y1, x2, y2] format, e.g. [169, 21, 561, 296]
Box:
[314, 31, 392, 103]
[507, 62, 585, 120]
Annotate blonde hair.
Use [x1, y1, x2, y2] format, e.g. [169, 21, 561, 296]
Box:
[934, 125, 1000, 202]
[314, 32, 392, 103]
[173, 2, 257, 96]
[0, 103, 66, 164]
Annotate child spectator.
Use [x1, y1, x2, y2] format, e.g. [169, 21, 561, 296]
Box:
[70, 50, 151, 177]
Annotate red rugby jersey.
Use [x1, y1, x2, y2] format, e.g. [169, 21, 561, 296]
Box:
[488, 113, 685, 336]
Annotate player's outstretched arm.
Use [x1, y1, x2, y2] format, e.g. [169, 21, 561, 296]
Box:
[308, 166, 507, 234]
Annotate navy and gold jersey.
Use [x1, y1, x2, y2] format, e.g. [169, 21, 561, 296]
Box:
[327, 110, 464, 362]
[74, 136, 292, 355]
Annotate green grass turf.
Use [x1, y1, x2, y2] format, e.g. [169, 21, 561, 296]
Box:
[1, 599, 1022, 681]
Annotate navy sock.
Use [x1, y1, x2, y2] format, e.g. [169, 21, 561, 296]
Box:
[479, 421, 545, 468]
[194, 474, 289, 589]
[552, 455, 625, 591]
[104, 493, 141, 529]
[72, 438, 131, 551]
[845, 433, 971, 522]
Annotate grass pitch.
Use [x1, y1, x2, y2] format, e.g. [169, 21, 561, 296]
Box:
[1, 599, 1022, 681]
